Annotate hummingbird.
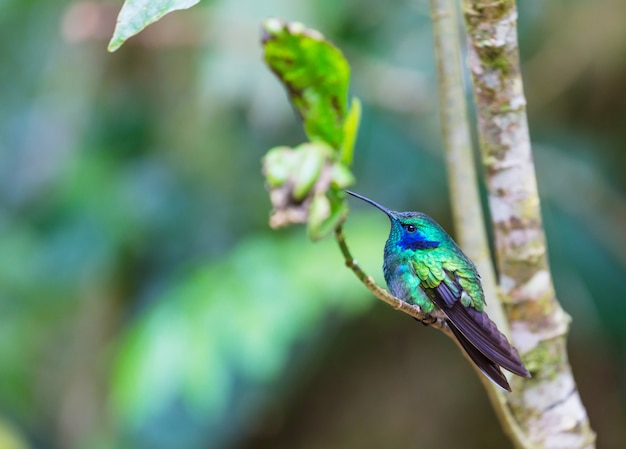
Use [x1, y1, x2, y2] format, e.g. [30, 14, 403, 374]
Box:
[346, 190, 531, 391]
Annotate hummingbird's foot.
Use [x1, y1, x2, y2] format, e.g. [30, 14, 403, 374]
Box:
[413, 315, 436, 326]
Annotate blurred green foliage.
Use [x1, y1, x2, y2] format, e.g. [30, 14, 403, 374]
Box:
[1, 0, 626, 448]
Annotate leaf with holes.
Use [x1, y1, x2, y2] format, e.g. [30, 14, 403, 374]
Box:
[262, 18, 351, 151]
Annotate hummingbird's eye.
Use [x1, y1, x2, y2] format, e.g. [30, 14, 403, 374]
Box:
[405, 224, 417, 233]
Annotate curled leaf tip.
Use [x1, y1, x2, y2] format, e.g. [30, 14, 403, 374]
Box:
[287, 21, 306, 34]
[261, 17, 283, 43]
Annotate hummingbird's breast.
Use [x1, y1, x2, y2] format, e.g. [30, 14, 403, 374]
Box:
[383, 243, 413, 296]
[383, 241, 436, 313]
[382, 240, 401, 284]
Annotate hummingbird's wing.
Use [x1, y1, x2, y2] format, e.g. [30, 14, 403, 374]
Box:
[431, 273, 531, 381]
[445, 319, 511, 391]
[412, 255, 530, 385]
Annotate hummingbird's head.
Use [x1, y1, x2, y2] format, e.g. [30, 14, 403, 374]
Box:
[346, 191, 442, 251]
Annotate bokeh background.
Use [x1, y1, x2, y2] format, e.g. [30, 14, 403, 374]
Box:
[2, 0, 625, 448]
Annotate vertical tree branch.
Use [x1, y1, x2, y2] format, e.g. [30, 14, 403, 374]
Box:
[430, 0, 530, 445]
[460, 1, 596, 447]
[430, 0, 505, 329]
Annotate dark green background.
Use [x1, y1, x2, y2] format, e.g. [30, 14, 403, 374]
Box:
[1, 0, 625, 448]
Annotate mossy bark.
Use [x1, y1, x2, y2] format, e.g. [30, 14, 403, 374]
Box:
[460, 1, 595, 448]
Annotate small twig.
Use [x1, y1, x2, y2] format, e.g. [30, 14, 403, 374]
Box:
[334, 225, 451, 336]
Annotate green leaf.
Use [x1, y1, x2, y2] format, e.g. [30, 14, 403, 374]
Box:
[263, 142, 344, 232]
[108, 0, 201, 52]
[292, 143, 330, 201]
[307, 190, 348, 241]
[330, 162, 355, 189]
[0, 419, 28, 449]
[340, 97, 361, 165]
[262, 18, 350, 150]
[263, 146, 297, 188]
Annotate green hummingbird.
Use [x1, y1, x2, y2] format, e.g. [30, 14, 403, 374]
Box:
[346, 190, 531, 391]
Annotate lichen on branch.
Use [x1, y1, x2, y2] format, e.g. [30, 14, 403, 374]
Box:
[461, 0, 595, 447]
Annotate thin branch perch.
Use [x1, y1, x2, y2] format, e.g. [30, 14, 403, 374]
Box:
[334, 225, 450, 336]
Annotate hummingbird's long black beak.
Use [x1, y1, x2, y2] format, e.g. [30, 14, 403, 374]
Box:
[345, 190, 396, 218]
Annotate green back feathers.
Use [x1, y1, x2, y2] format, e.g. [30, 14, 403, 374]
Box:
[385, 213, 485, 311]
